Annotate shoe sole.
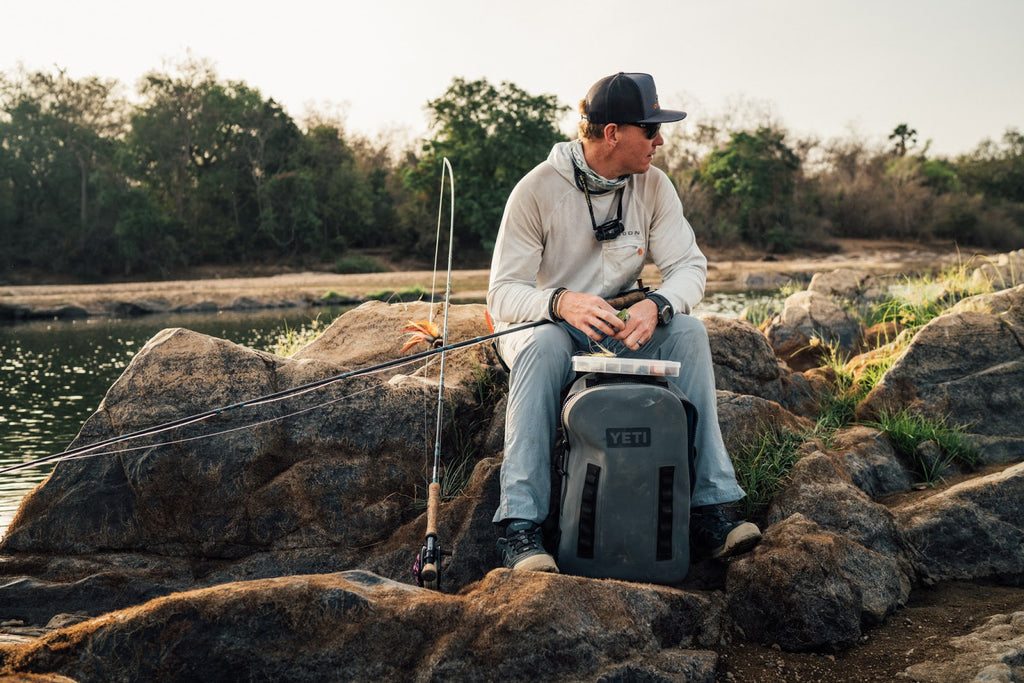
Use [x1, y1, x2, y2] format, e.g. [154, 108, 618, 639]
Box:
[511, 553, 560, 573]
[711, 522, 762, 560]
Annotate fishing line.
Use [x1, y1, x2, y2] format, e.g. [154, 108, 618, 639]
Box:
[1, 318, 549, 476]
[61, 379, 386, 462]
[431, 158, 455, 485]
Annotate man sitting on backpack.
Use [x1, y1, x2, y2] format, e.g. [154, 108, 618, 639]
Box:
[487, 72, 761, 573]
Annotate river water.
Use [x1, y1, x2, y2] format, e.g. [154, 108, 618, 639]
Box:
[0, 291, 770, 537]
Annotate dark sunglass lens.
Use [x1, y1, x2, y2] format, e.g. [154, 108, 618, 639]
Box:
[643, 123, 660, 139]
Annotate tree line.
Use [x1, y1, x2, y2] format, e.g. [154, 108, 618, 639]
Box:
[1, 58, 1021, 282]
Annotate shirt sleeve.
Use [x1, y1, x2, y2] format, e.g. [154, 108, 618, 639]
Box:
[486, 177, 561, 324]
[645, 172, 707, 314]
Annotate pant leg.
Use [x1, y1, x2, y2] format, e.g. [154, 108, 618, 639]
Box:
[610, 314, 746, 507]
[492, 323, 578, 525]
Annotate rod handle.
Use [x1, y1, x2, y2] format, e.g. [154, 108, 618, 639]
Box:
[426, 482, 441, 536]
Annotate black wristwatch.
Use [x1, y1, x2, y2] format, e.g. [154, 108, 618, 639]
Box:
[647, 293, 674, 326]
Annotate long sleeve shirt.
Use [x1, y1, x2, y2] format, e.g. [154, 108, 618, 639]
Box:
[487, 141, 707, 327]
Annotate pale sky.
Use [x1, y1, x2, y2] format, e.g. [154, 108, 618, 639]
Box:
[4, 0, 1022, 157]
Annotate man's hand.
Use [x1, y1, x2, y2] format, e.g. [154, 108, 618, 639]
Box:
[612, 298, 658, 350]
[557, 291, 625, 341]
[557, 292, 659, 349]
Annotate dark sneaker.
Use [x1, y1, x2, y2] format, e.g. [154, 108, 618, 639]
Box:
[690, 505, 762, 560]
[497, 520, 559, 573]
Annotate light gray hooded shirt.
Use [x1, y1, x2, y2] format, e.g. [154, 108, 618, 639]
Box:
[487, 140, 707, 326]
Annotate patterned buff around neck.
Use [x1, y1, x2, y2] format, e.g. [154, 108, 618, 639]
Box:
[569, 139, 628, 193]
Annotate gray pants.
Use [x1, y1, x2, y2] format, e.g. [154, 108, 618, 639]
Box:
[493, 314, 746, 525]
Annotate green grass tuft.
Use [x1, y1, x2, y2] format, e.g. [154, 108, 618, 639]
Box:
[865, 408, 977, 485]
[731, 425, 808, 519]
[269, 315, 331, 357]
[367, 285, 428, 302]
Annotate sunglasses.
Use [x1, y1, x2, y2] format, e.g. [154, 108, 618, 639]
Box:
[625, 122, 661, 140]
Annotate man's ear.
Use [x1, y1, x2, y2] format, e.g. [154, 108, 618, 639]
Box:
[603, 123, 619, 145]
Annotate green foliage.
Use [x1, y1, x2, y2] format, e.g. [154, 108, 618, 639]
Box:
[696, 126, 800, 252]
[268, 315, 332, 356]
[366, 285, 428, 302]
[3, 59, 1022, 281]
[403, 77, 569, 254]
[731, 425, 807, 518]
[333, 254, 387, 274]
[872, 261, 990, 331]
[865, 409, 977, 484]
[956, 129, 1024, 203]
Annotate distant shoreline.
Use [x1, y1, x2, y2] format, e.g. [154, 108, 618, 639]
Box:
[0, 239, 980, 322]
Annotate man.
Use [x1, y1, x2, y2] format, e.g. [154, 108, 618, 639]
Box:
[487, 72, 761, 573]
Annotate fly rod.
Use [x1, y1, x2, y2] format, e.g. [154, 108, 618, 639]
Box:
[415, 157, 455, 590]
[1, 317, 548, 476]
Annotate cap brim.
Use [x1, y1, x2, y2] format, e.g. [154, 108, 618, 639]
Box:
[638, 109, 687, 124]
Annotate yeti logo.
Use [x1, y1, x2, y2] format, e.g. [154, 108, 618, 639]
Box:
[605, 427, 651, 448]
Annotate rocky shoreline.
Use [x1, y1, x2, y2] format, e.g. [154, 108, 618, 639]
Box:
[1, 246, 1022, 681]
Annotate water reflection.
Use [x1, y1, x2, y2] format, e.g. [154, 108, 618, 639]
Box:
[0, 309, 338, 536]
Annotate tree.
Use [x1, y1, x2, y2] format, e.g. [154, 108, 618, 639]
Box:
[888, 123, 918, 158]
[125, 57, 314, 265]
[956, 128, 1024, 203]
[0, 67, 126, 276]
[404, 77, 569, 253]
[697, 126, 801, 251]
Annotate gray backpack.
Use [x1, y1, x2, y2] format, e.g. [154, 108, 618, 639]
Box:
[554, 369, 697, 584]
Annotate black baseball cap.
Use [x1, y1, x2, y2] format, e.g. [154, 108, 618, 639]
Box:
[583, 72, 687, 125]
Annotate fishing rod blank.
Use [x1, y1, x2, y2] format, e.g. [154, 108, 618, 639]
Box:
[0, 318, 548, 477]
[416, 157, 455, 591]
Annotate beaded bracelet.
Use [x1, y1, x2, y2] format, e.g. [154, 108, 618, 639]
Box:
[549, 287, 568, 321]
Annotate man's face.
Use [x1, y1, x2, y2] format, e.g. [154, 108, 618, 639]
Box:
[611, 123, 664, 175]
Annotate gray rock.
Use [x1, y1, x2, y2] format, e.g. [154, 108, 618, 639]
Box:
[808, 268, 888, 304]
[779, 290, 864, 352]
[828, 426, 914, 497]
[970, 249, 1024, 291]
[858, 285, 1024, 464]
[703, 314, 818, 414]
[902, 611, 1024, 682]
[726, 513, 901, 650]
[715, 390, 815, 458]
[895, 461, 1024, 583]
[1, 569, 725, 683]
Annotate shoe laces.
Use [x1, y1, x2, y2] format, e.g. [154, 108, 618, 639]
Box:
[504, 525, 542, 554]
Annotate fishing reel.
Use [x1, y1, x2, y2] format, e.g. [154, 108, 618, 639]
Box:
[413, 533, 451, 591]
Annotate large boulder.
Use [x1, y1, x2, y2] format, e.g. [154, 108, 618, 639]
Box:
[857, 284, 1024, 464]
[0, 569, 725, 682]
[826, 426, 914, 498]
[895, 461, 1024, 584]
[808, 268, 889, 305]
[714, 390, 815, 458]
[762, 290, 864, 371]
[725, 513, 904, 651]
[703, 315, 819, 415]
[767, 451, 917, 584]
[2, 302, 496, 569]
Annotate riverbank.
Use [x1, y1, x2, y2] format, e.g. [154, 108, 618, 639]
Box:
[0, 239, 974, 320]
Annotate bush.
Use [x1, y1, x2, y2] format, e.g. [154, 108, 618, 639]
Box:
[333, 254, 388, 274]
